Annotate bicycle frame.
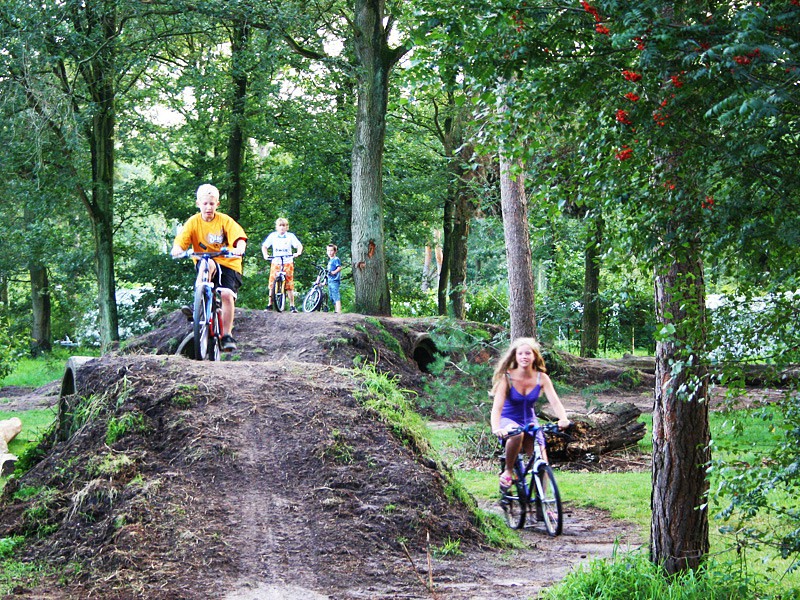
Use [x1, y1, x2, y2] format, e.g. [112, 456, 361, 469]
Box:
[500, 422, 564, 536]
[267, 255, 290, 312]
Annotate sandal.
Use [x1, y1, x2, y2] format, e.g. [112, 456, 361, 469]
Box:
[499, 473, 514, 490]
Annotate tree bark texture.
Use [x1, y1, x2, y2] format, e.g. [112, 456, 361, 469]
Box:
[499, 152, 536, 340]
[581, 216, 603, 358]
[225, 20, 250, 223]
[350, 0, 405, 315]
[651, 250, 710, 574]
[29, 262, 52, 354]
[79, 0, 120, 349]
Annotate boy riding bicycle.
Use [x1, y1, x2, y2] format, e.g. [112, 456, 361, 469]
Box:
[171, 184, 247, 351]
[261, 217, 303, 312]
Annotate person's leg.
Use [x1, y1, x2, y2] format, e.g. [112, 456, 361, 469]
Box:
[217, 267, 242, 345]
[502, 434, 523, 486]
[267, 263, 278, 307]
[329, 280, 341, 313]
[284, 263, 297, 310]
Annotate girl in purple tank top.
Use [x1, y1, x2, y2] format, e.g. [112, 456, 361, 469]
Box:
[490, 337, 571, 490]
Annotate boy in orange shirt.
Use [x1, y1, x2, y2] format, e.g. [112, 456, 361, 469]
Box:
[171, 184, 247, 351]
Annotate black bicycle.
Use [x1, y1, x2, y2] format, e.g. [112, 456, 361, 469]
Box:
[266, 254, 291, 312]
[499, 422, 566, 536]
[302, 264, 329, 312]
[177, 246, 234, 361]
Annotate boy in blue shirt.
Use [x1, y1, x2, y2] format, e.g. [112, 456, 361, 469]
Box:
[326, 244, 343, 313]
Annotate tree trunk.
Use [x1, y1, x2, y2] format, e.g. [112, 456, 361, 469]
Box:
[499, 151, 536, 339]
[29, 262, 52, 355]
[225, 20, 250, 222]
[438, 192, 454, 315]
[350, 0, 405, 316]
[88, 27, 120, 350]
[581, 215, 603, 358]
[449, 183, 471, 320]
[651, 246, 710, 574]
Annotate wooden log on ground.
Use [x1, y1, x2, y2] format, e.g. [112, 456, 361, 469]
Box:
[542, 402, 646, 462]
[0, 417, 22, 476]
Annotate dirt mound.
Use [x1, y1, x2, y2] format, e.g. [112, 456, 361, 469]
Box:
[1, 312, 649, 598]
[1, 355, 483, 598]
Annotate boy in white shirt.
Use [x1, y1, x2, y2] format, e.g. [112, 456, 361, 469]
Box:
[261, 217, 303, 312]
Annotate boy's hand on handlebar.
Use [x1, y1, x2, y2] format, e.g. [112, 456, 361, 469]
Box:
[557, 418, 571, 430]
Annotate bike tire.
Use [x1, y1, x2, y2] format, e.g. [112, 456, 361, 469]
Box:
[192, 285, 211, 361]
[271, 278, 286, 312]
[303, 286, 323, 312]
[208, 307, 221, 361]
[500, 460, 527, 529]
[534, 464, 563, 536]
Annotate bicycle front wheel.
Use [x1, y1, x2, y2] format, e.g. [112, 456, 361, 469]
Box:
[271, 278, 286, 312]
[303, 286, 323, 312]
[192, 285, 211, 360]
[534, 464, 563, 536]
[208, 307, 221, 361]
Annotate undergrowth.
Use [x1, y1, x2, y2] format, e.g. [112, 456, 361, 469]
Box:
[352, 361, 518, 548]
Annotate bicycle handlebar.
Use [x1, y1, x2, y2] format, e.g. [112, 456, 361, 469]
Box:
[174, 247, 238, 259]
[503, 422, 571, 440]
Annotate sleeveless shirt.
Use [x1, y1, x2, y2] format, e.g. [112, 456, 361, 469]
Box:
[500, 372, 542, 426]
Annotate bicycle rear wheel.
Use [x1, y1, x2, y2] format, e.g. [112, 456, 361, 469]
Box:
[500, 461, 527, 529]
[534, 464, 563, 536]
[303, 286, 323, 312]
[192, 285, 211, 360]
[271, 278, 286, 312]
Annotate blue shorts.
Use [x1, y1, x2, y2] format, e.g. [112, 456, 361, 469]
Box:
[328, 279, 341, 302]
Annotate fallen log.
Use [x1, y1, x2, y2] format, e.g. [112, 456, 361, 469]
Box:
[0, 417, 22, 476]
[541, 402, 645, 462]
[599, 355, 799, 387]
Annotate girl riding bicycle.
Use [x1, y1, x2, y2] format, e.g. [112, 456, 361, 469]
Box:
[171, 184, 247, 351]
[490, 337, 570, 490]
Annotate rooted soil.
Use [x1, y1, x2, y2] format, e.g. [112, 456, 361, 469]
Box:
[0, 310, 648, 599]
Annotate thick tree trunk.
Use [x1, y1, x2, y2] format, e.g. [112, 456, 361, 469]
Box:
[581, 216, 603, 358]
[350, 0, 403, 316]
[226, 20, 250, 222]
[83, 0, 119, 350]
[29, 262, 52, 355]
[499, 152, 536, 340]
[651, 248, 710, 574]
[449, 184, 471, 320]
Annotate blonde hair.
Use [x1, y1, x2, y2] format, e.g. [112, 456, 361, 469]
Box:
[491, 337, 547, 394]
[196, 184, 219, 203]
[275, 217, 289, 228]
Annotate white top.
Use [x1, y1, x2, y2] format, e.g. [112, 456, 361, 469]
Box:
[262, 232, 302, 264]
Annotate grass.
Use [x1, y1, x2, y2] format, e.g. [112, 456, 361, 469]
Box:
[1, 347, 97, 389]
[427, 406, 800, 598]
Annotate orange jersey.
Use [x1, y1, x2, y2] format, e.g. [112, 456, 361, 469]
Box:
[174, 212, 247, 274]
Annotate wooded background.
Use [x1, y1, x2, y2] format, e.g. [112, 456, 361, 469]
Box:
[1, 0, 798, 576]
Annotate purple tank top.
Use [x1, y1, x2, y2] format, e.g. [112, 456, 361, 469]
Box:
[500, 373, 542, 425]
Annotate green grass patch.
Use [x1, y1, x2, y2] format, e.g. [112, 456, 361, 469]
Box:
[0, 348, 97, 389]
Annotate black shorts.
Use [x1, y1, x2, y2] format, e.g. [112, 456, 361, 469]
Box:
[197, 262, 243, 297]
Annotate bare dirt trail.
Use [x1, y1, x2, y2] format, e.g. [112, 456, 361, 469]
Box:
[0, 310, 647, 599]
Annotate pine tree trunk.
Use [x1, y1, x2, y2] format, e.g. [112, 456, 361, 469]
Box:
[499, 151, 536, 339]
[651, 247, 710, 574]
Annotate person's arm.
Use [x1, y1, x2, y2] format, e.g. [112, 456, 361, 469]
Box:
[330, 259, 342, 275]
[171, 243, 186, 258]
[540, 373, 571, 429]
[231, 239, 247, 256]
[490, 377, 510, 437]
[293, 238, 303, 258]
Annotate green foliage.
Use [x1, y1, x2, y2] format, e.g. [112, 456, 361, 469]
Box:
[364, 317, 406, 360]
[105, 412, 149, 445]
[431, 537, 462, 558]
[541, 549, 755, 600]
[0, 536, 24, 559]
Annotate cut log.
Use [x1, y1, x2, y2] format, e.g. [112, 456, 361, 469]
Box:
[0, 417, 22, 476]
[540, 402, 645, 462]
